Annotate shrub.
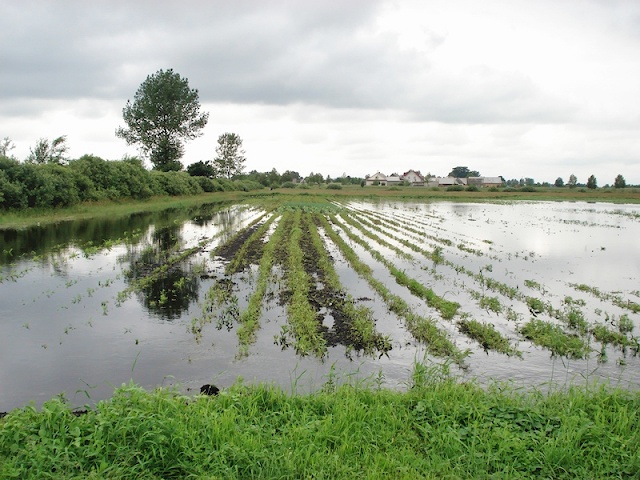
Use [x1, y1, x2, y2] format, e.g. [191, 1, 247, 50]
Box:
[446, 185, 464, 191]
[281, 181, 297, 189]
[327, 183, 342, 190]
[488, 186, 499, 192]
[520, 186, 537, 192]
[151, 171, 203, 196]
[465, 185, 479, 192]
[196, 176, 217, 192]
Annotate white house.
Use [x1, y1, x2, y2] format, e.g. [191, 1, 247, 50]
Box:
[365, 172, 387, 186]
[402, 170, 425, 186]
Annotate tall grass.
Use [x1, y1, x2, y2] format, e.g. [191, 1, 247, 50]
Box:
[1, 375, 639, 479]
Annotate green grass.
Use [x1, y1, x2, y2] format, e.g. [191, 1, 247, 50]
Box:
[457, 317, 521, 357]
[519, 319, 590, 359]
[1, 376, 639, 479]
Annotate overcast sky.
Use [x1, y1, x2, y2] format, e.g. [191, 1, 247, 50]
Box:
[1, 0, 639, 184]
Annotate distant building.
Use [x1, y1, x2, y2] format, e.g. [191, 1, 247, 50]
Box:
[402, 170, 425, 186]
[365, 171, 502, 188]
[468, 177, 504, 187]
[365, 172, 387, 186]
[437, 176, 468, 186]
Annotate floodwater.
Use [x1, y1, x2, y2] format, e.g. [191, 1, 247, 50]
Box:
[1, 200, 639, 411]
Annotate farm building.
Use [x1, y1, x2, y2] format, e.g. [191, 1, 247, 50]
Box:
[437, 177, 468, 186]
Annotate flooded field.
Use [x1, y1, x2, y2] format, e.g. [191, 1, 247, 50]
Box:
[1, 199, 639, 411]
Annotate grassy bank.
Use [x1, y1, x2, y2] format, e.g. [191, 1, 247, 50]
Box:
[1, 368, 638, 479]
[3, 185, 640, 230]
[0, 192, 244, 230]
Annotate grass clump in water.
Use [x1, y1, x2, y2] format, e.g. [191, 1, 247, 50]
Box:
[519, 319, 590, 359]
[457, 317, 521, 357]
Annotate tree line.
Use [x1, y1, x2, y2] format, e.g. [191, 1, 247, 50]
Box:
[0, 153, 267, 210]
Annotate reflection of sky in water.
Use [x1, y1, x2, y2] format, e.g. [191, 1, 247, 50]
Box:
[358, 200, 640, 292]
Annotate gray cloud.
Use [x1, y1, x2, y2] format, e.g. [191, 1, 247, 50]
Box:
[0, 0, 576, 124]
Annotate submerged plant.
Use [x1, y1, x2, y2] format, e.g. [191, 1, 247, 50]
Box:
[519, 319, 590, 359]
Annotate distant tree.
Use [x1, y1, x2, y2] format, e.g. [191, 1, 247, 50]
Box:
[305, 172, 324, 185]
[116, 69, 209, 171]
[187, 160, 215, 177]
[280, 170, 301, 183]
[448, 166, 480, 178]
[568, 174, 578, 188]
[267, 168, 280, 186]
[0, 137, 15, 157]
[587, 175, 597, 189]
[554, 177, 564, 187]
[26, 136, 68, 165]
[212, 133, 245, 178]
[524, 178, 535, 186]
[614, 174, 626, 189]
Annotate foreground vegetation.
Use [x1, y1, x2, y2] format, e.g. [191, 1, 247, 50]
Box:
[1, 366, 638, 479]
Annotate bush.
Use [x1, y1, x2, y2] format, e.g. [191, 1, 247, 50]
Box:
[488, 186, 499, 192]
[326, 183, 342, 190]
[299, 184, 311, 189]
[281, 181, 297, 189]
[503, 187, 517, 192]
[196, 176, 217, 192]
[151, 171, 203, 196]
[465, 185, 479, 192]
[446, 185, 464, 191]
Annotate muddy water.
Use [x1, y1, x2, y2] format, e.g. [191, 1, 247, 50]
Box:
[1, 200, 639, 411]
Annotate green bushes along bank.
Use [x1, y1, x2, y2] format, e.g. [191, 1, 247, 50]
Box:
[0, 154, 264, 210]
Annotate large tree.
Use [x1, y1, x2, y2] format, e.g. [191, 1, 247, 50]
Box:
[614, 174, 626, 189]
[568, 174, 578, 188]
[116, 69, 209, 171]
[448, 166, 480, 178]
[587, 174, 597, 189]
[212, 133, 246, 178]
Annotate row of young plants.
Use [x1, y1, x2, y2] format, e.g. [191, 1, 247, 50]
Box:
[304, 212, 391, 358]
[319, 214, 465, 361]
[340, 202, 638, 362]
[193, 203, 394, 359]
[331, 211, 520, 359]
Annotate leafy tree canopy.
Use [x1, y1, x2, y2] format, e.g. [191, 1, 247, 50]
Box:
[187, 160, 215, 177]
[587, 174, 597, 189]
[116, 69, 209, 172]
[568, 174, 578, 188]
[448, 166, 480, 178]
[212, 133, 246, 178]
[614, 174, 626, 189]
[26, 136, 68, 165]
[554, 177, 564, 187]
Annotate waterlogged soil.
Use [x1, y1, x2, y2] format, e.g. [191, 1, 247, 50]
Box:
[1, 200, 640, 412]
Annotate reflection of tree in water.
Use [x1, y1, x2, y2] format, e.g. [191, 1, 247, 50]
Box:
[124, 224, 200, 320]
[137, 264, 200, 320]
